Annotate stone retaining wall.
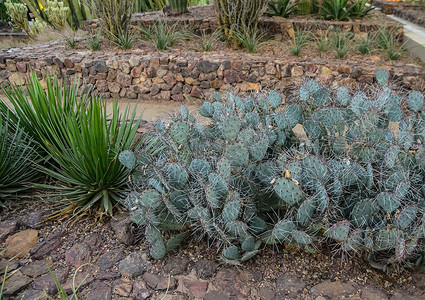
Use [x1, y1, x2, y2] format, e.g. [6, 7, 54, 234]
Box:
[0, 46, 424, 101]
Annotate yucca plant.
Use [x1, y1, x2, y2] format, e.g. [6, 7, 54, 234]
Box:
[287, 30, 312, 56]
[198, 29, 220, 51]
[0, 71, 87, 154]
[36, 98, 145, 217]
[86, 33, 101, 51]
[234, 26, 267, 53]
[111, 30, 136, 50]
[320, 0, 354, 20]
[0, 113, 39, 207]
[138, 20, 186, 50]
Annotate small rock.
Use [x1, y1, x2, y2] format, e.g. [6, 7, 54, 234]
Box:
[143, 272, 177, 290]
[194, 259, 217, 279]
[110, 213, 134, 246]
[97, 249, 124, 271]
[164, 256, 189, 275]
[113, 278, 133, 297]
[16, 61, 27, 73]
[5, 229, 39, 259]
[2, 271, 32, 296]
[132, 280, 150, 299]
[84, 233, 103, 248]
[0, 220, 17, 242]
[98, 271, 120, 280]
[361, 286, 388, 300]
[65, 243, 91, 268]
[0, 259, 19, 274]
[21, 259, 52, 278]
[32, 268, 68, 294]
[184, 281, 208, 297]
[18, 288, 44, 300]
[116, 72, 132, 87]
[87, 281, 112, 300]
[94, 60, 108, 73]
[258, 287, 275, 300]
[30, 231, 65, 260]
[203, 291, 230, 300]
[18, 211, 44, 229]
[310, 280, 357, 299]
[276, 275, 306, 296]
[118, 252, 149, 278]
[62, 270, 94, 294]
[215, 269, 249, 298]
[390, 290, 425, 300]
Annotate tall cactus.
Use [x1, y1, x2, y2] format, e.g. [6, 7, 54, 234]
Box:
[169, 0, 188, 13]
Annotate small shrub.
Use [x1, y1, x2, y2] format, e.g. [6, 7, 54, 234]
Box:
[320, 0, 373, 20]
[375, 25, 405, 60]
[331, 29, 352, 58]
[111, 30, 135, 50]
[234, 26, 267, 53]
[313, 34, 329, 55]
[287, 30, 312, 56]
[266, 0, 298, 17]
[357, 34, 373, 54]
[349, 0, 374, 19]
[86, 33, 101, 51]
[138, 20, 187, 50]
[198, 29, 220, 52]
[0, 113, 39, 207]
[63, 32, 77, 49]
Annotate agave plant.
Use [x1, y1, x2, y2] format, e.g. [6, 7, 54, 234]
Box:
[36, 98, 145, 217]
[266, 0, 298, 17]
[0, 113, 40, 206]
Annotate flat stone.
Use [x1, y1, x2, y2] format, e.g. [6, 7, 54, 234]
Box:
[132, 280, 150, 299]
[117, 72, 132, 87]
[0, 220, 17, 242]
[18, 211, 45, 229]
[64, 58, 74, 68]
[194, 259, 217, 279]
[258, 287, 276, 300]
[21, 259, 52, 278]
[118, 252, 149, 278]
[310, 280, 357, 299]
[361, 286, 388, 300]
[8, 73, 26, 85]
[30, 231, 65, 260]
[0, 259, 19, 274]
[65, 243, 91, 268]
[184, 281, 208, 297]
[110, 213, 134, 246]
[239, 82, 261, 91]
[164, 256, 189, 276]
[276, 275, 306, 296]
[2, 272, 32, 296]
[5, 229, 39, 259]
[203, 291, 230, 300]
[18, 288, 44, 300]
[390, 290, 425, 300]
[87, 281, 112, 300]
[32, 268, 68, 294]
[16, 61, 27, 73]
[143, 272, 177, 290]
[97, 249, 125, 271]
[94, 60, 108, 73]
[62, 270, 94, 294]
[113, 278, 133, 297]
[214, 268, 250, 299]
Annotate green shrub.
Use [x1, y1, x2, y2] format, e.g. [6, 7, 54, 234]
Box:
[37, 98, 144, 217]
[138, 20, 188, 50]
[0, 71, 87, 153]
[86, 33, 101, 51]
[122, 70, 425, 271]
[0, 71, 145, 217]
[0, 113, 39, 207]
[198, 29, 220, 52]
[234, 26, 267, 53]
[320, 0, 373, 21]
[266, 0, 298, 17]
[287, 30, 312, 56]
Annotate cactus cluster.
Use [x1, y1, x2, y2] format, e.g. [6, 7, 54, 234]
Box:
[44, 0, 70, 30]
[121, 70, 425, 270]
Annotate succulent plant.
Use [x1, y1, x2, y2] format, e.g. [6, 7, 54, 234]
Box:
[121, 69, 425, 271]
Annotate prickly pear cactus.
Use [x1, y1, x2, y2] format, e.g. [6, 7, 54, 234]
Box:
[121, 69, 425, 271]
